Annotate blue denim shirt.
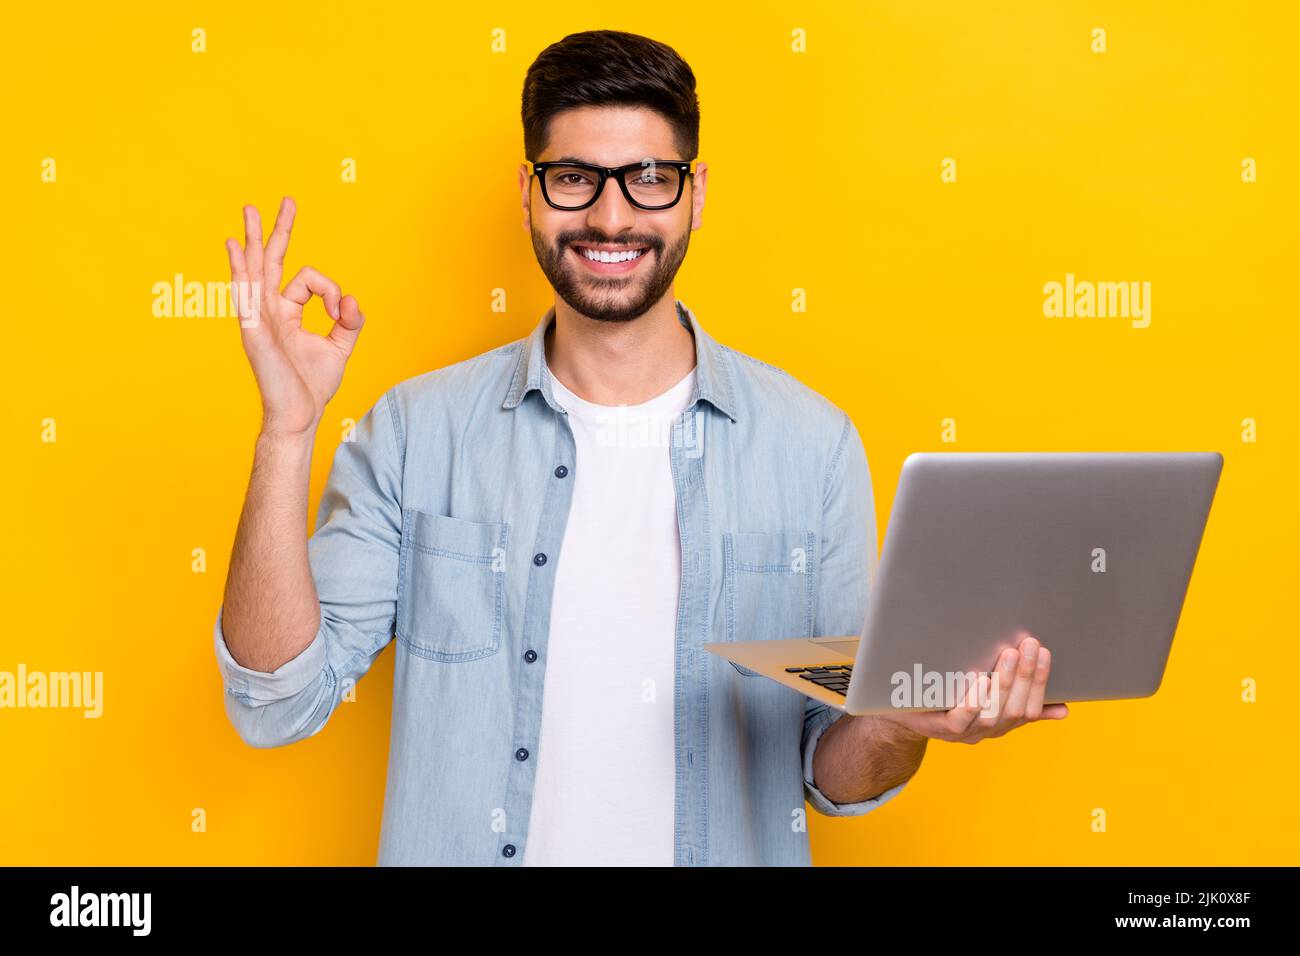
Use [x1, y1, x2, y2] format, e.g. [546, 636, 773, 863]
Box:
[213, 299, 907, 865]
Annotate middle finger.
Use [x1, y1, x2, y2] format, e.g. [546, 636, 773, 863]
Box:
[263, 196, 297, 293]
[1023, 646, 1052, 720]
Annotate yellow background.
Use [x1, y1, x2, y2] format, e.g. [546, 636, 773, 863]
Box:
[1, 1, 1295, 864]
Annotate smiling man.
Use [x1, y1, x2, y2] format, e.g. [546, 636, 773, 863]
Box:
[213, 29, 1064, 867]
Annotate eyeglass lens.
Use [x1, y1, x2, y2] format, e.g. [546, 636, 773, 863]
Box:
[543, 164, 682, 208]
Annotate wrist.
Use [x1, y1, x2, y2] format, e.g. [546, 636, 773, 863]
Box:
[258, 418, 319, 443]
[256, 425, 318, 454]
[870, 713, 929, 746]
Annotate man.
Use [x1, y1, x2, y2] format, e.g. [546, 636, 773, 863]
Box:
[214, 29, 1066, 866]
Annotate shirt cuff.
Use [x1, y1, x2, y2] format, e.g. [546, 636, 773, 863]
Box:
[803, 706, 909, 817]
[213, 605, 327, 701]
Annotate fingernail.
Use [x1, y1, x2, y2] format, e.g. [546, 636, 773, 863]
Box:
[1023, 642, 1037, 663]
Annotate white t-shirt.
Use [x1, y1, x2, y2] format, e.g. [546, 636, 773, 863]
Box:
[521, 364, 697, 866]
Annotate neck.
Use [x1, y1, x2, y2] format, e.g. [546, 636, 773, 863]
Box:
[545, 293, 696, 405]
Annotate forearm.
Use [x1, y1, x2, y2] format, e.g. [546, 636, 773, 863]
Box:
[220, 428, 321, 672]
[811, 712, 927, 805]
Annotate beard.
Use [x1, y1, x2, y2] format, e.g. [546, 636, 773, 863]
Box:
[530, 225, 690, 322]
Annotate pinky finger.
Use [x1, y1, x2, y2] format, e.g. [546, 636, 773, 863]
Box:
[225, 238, 247, 282]
[225, 239, 257, 327]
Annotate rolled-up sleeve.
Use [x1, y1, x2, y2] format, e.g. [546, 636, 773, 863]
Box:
[801, 411, 910, 816]
[214, 387, 405, 749]
[802, 700, 908, 816]
[214, 605, 328, 701]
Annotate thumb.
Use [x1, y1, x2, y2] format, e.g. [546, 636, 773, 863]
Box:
[329, 294, 365, 355]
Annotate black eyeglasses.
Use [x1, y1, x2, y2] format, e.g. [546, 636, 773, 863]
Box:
[529, 159, 694, 211]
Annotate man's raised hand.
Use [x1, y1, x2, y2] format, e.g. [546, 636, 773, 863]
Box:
[225, 196, 365, 437]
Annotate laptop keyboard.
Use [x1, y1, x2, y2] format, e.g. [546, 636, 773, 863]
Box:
[786, 664, 852, 696]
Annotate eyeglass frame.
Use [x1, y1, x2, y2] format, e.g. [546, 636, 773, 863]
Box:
[528, 159, 695, 211]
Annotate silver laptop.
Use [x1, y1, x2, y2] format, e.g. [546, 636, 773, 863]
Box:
[704, 452, 1223, 715]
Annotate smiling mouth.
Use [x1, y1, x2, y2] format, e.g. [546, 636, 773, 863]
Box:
[571, 243, 650, 264]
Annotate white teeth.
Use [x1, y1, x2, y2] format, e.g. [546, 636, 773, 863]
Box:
[579, 246, 644, 263]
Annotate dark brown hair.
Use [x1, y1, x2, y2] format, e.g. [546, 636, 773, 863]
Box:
[522, 30, 700, 162]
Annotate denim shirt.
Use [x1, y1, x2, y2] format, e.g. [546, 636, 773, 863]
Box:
[213, 299, 907, 866]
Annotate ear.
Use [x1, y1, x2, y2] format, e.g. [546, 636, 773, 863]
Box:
[689, 161, 707, 231]
[519, 163, 533, 231]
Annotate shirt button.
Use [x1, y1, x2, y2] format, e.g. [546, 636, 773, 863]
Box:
[533, 552, 547, 566]
[524, 649, 538, 663]
[554, 464, 568, 478]
[515, 747, 529, 761]
[502, 844, 516, 858]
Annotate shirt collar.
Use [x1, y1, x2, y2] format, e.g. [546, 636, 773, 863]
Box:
[502, 299, 739, 422]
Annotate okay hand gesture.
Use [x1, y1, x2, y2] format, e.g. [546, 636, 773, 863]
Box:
[225, 197, 365, 437]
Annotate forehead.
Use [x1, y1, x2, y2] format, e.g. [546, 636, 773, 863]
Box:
[539, 105, 679, 165]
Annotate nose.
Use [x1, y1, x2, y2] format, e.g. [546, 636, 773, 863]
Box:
[584, 175, 638, 234]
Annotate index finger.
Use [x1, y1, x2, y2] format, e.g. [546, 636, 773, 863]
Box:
[1004, 636, 1041, 720]
[263, 196, 297, 293]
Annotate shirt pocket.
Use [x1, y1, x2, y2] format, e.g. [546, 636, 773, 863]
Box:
[722, 530, 817, 676]
[398, 508, 509, 662]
